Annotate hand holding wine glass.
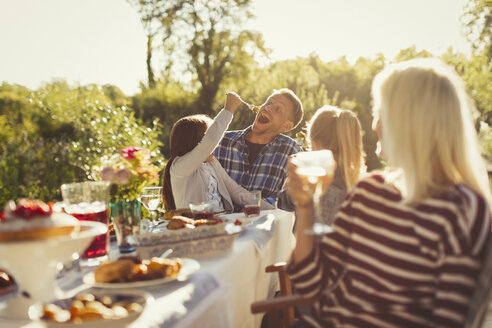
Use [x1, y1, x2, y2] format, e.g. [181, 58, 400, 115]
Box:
[287, 150, 336, 235]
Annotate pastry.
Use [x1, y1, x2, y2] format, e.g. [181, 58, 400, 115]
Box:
[163, 208, 193, 220]
[167, 216, 195, 230]
[0, 199, 80, 242]
[93, 259, 135, 283]
[167, 216, 222, 230]
[42, 292, 138, 324]
[93, 256, 182, 283]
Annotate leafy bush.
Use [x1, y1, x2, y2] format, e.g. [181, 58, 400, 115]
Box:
[0, 81, 164, 207]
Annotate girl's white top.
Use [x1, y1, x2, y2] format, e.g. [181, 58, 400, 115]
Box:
[170, 109, 274, 212]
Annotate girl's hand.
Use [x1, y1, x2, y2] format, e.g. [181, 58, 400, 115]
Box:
[224, 92, 242, 114]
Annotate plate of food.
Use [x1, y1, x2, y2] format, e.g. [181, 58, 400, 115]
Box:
[40, 289, 152, 327]
[215, 211, 266, 227]
[82, 256, 199, 289]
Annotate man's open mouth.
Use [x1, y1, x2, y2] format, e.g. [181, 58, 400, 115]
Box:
[258, 113, 270, 124]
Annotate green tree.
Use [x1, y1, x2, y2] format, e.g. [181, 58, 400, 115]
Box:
[462, 0, 492, 59]
[393, 45, 434, 62]
[129, 0, 267, 114]
[131, 80, 197, 157]
[441, 48, 492, 124]
[127, 0, 191, 89]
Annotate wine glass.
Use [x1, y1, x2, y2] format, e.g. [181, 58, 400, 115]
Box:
[140, 186, 163, 223]
[293, 150, 336, 236]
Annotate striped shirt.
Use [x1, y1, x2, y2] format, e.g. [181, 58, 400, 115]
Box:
[287, 172, 491, 328]
[214, 126, 301, 205]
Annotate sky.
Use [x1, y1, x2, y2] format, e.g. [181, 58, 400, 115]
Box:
[0, 0, 470, 95]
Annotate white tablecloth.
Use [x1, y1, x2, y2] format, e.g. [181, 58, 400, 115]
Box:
[0, 209, 296, 328]
[198, 209, 296, 328]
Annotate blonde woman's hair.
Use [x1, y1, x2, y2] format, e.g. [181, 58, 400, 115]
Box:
[372, 58, 492, 207]
[307, 106, 366, 189]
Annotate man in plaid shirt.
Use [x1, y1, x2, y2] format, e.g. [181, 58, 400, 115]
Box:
[214, 89, 304, 205]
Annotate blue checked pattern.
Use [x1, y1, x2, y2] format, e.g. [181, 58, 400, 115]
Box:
[214, 127, 302, 205]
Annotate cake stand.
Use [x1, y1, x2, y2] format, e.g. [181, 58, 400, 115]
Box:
[0, 221, 107, 319]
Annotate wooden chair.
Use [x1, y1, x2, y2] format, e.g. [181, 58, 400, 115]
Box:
[250, 262, 316, 328]
[252, 234, 492, 328]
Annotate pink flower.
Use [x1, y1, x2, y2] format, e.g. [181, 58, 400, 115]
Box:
[120, 146, 150, 161]
[114, 168, 132, 185]
[100, 167, 116, 182]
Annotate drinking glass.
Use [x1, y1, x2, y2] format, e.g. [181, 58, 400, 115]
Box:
[189, 201, 214, 220]
[60, 181, 110, 265]
[294, 150, 336, 235]
[243, 190, 261, 217]
[140, 186, 162, 222]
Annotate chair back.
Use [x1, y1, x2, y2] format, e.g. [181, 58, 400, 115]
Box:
[463, 234, 492, 328]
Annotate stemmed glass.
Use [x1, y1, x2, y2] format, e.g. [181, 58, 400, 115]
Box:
[293, 150, 336, 236]
[140, 186, 163, 225]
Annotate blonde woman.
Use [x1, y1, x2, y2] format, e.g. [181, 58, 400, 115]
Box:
[277, 106, 366, 226]
[285, 59, 491, 328]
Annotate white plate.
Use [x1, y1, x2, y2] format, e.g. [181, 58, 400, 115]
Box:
[82, 258, 199, 289]
[215, 212, 263, 226]
[42, 289, 153, 328]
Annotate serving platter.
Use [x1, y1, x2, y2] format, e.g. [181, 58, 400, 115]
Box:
[135, 231, 241, 259]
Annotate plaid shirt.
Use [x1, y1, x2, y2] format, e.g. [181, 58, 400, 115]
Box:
[214, 126, 302, 205]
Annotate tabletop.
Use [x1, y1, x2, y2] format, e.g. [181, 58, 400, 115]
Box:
[0, 209, 296, 328]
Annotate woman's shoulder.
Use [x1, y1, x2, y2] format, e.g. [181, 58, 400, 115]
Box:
[420, 184, 491, 255]
[352, 170, 401, 199]
[430, 183, 490, 219]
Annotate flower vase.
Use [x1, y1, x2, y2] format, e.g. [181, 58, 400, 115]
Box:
[110, 200, 142, 253]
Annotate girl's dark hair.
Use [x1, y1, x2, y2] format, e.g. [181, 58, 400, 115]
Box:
[162, 114, 212, 210]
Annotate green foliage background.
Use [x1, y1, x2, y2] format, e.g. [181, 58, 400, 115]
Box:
[0, 82, 163, 206]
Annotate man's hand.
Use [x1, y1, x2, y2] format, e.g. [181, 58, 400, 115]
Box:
[224, 92, 243, 114]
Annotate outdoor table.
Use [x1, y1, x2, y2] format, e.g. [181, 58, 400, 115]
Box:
[0, 209, 296, 328]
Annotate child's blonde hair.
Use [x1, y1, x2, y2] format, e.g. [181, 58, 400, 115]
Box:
[372, 58, 492, 207]
[307, 106, 366, 189]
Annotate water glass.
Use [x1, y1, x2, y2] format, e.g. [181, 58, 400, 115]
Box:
[243, 190, 261, 217]
[60, 181, 110, 264]
[189, 201, 214, 220]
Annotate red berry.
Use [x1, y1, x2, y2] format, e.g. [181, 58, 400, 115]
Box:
[11, 199, 52, 220]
